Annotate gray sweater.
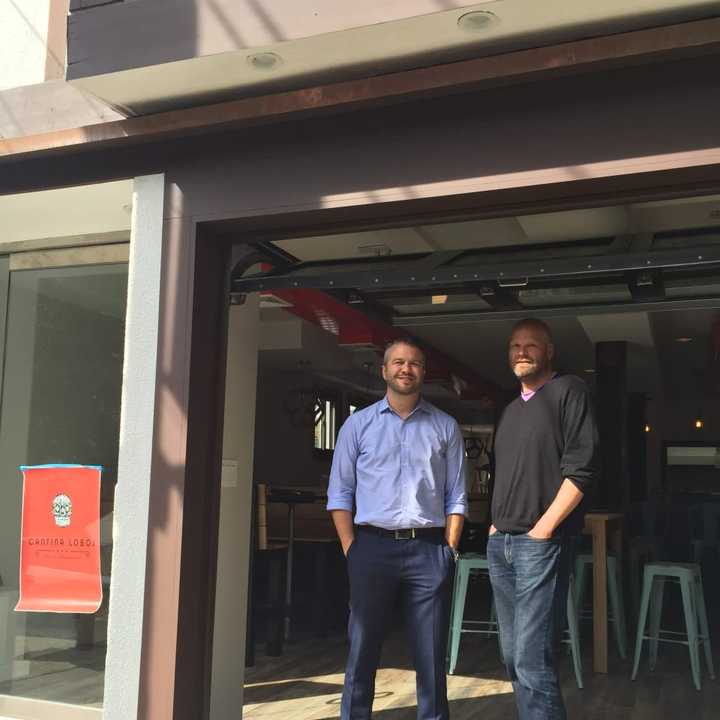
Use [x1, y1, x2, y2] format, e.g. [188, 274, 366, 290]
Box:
[491, 374, 599, 535]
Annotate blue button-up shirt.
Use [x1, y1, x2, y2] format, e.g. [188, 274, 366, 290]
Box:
[327, 397, 467, 529]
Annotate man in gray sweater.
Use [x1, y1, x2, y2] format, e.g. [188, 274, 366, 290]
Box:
[488, 318, 598, 720]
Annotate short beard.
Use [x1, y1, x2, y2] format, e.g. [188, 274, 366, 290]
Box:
[513, 361, 547, 384]
[388, 377, 420, 396]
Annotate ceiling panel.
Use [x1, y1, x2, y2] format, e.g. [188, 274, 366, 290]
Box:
[516, 206, 629, 243]
[274, 191, 720, 265]
[420, 217, 528, 249]
[627, 194, 720, 233]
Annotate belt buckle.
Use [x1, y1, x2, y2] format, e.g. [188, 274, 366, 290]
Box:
[393, 529, 415, 540]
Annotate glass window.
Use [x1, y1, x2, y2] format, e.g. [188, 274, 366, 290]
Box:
[313, 396, 336, 451]
[0, 262, 127, 711]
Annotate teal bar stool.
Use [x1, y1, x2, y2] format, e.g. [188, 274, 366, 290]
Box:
[629, 536, 662, 619]
[447, 555, 583, 689]
[447, 554, 498, 675]
[575, 553, 628, 659]
[632, 562, 715, 690]
[563, 573, 584, 689]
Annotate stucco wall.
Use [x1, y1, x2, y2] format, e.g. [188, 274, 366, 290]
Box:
[103, 174, 165, 720]
[0, 0, 65, 92]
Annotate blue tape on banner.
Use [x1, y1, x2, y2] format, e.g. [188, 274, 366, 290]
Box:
[20, 464, 104, 471]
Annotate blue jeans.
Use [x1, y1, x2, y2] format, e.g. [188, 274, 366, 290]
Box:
[487, 532, 573, 720]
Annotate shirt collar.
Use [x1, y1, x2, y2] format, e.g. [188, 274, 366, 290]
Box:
[519, 371, 558, 399]
[379, 395, 431, 416]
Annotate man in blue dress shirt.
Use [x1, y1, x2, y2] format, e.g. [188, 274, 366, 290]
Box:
[327, 337, 467, 720]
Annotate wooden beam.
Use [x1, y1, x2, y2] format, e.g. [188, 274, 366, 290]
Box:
[3, 17, 720, 162]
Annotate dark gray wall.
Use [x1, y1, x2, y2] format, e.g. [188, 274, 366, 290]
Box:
[252, 368, 332, 489]
[6, 57, 720, 205]
[68, 0, 196, 78]
[160, 58, 720, 225]
[70, 1, 122, 10]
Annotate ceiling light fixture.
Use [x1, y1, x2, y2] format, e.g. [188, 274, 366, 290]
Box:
[584, 368, 595, 374]
[695, 417, 704, 430]
[645, 424, 651, 433]
[457, 10, 500, 33]
[432, 295, 448, 305]
[247, 52, 283, 71]
[675, 337, 693, 343]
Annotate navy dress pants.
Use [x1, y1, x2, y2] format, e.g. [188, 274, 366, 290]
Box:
[340, 529, 455, 720]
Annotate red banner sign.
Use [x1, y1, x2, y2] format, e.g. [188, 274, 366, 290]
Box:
[16, 465, 103, 614]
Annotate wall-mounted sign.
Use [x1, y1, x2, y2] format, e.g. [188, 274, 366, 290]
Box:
[16, 465, 103, 614]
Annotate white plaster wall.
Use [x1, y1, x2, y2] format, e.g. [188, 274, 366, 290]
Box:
[210, 298, 260, 719]
[103, 174, 165, 720]
[0, 0, 54, 91]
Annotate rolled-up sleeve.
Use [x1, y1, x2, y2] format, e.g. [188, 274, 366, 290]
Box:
[444, 421, 468, 516]
[326, 417, 358, 512]
[560, 383, 599, 494]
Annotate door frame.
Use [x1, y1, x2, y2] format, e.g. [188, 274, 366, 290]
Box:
[163, 169, 720, 719]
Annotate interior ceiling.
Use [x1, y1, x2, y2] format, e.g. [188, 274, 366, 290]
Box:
[263, 193, 720, 397]
[71, 1, 720, 115]
[262, 302, 719, 402]
[273, 194, 720, 261]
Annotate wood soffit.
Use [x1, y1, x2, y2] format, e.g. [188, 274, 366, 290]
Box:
[2, 17, 720, 164]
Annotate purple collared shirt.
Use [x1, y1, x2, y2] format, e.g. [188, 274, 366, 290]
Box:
[521, 372, 558, 402]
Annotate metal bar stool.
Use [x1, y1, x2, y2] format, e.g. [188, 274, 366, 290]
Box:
[632, 561, 715, 690]
[447, 554, 498, 675]
[575, 553, 628, 659]
[564, 573, 584, 689]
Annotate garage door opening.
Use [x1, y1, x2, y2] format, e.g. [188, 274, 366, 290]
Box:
[211, 192, 720, 719]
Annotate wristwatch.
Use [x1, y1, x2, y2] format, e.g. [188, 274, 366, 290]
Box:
[449, 546, 460, 562]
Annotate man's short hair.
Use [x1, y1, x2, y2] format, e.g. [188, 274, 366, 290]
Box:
[510, 318, 554, 344]
[383, 337, 427, 366]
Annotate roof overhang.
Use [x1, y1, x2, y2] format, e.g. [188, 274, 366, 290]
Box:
[3, 17, 720, 165]
[67, 1, 720, 116]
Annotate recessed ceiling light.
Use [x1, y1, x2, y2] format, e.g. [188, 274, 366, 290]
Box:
[247, 52, 283, 71]
[457, 10, 500, 33]
[675, 337, 693, 343]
